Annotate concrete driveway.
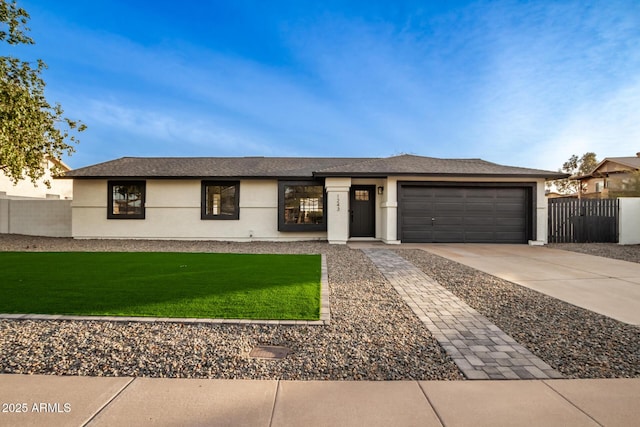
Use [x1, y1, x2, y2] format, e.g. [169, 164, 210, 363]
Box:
[410, 244, 640, 326]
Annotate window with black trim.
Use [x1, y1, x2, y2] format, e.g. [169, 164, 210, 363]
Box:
[278, 181, 326, 231]
[201, 181, 240, 220]
[108, 181, 146, 219]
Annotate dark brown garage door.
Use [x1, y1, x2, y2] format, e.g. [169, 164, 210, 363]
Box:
[398, 185, 531, 243]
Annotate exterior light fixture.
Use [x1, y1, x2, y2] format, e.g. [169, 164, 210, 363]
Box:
[377, 186, 384, 195]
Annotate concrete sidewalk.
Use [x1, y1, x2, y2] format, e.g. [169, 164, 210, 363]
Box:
[406, 244, 640, 326]
[1, 374, 639, 426]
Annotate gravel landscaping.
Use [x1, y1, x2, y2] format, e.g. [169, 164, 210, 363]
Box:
[548, 243, 640, 264]
[1, 235, 638, 380]
[398, 248, 640, 379]
[0, 235, 461, 380]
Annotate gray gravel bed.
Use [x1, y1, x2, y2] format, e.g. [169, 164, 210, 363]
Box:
[398, 249, 640, 379]
[0, 235, 462, 380]
[547, 243, 640, 264]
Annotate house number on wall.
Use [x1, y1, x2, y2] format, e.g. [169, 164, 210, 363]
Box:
[336, 194, 340, 211]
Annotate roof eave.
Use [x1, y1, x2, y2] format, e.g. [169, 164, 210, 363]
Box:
[315, 171, 569, 179]
[59, 174, 318, 180]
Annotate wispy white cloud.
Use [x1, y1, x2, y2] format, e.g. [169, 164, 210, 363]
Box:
[30, 0, 640, 170]
[539, 78, 640, 162]
[463, 0, 640, 167]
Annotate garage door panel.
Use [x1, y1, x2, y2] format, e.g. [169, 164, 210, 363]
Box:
[465, 204, 495, 214]
[465, 189, 497, 198]
[403, 232, 435, 242]
[434, 217, 463, 226]
[402, 205, 430, 213]
[404, 187, 435, 197]
[399, 185, 530, 243]
[498, 217, 525, 225]
[435, 201, 465, 209]
[495, 233, 526, 242]
[433, 187, 464, 197]
[402, 216, 431, 225]
[496, 189, 525, 197]
[433, 231, 465, 242]
[498, 203, 524, 210]
[464, 217, 492, 226]
[404, 228, 434, 236]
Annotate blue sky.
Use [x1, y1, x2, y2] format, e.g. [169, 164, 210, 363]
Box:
[10, 0, 640, 170]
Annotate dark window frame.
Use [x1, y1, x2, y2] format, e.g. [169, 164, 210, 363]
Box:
[107, 180, 146, 219]
[278, 180, 327, 232]
[201, 181, 240, 220]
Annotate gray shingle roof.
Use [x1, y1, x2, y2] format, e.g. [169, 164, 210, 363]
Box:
[315, 154, 567, 177]
[63, 157, 369, 178]
[62, 155, 567, 179]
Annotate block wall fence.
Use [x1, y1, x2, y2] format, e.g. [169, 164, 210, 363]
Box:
[0, 199, 72, 237]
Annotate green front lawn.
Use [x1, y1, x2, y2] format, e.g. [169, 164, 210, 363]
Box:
[0, 252, 321, 320]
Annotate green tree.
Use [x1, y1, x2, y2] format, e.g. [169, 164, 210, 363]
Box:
[549, 152, 598, 195]
[0, 0, 85, 187]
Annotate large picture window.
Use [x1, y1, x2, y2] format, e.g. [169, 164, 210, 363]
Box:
[278, 181, 326, 231]
[108, 181, 146, 219]
[201, 181, 240, 220]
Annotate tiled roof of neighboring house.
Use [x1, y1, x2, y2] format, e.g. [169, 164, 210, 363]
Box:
[62, 154, 567, 179]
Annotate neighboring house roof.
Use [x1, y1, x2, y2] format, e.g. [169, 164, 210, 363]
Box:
[62, 154, 567, 180]
[48, 156, 72, 173]
[605, 156, 640, 169]
[591, 156, 640, 174]
[573, 154, 640, 180]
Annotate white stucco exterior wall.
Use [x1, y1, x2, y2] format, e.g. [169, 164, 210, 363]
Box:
[380, 177, 400, 244]
[619, 197, 640, 245]
[71, 179, 326, 241]
[71, 176, 549, 243]
[534, 177, 549, 244]
[325, 177, 351, 244]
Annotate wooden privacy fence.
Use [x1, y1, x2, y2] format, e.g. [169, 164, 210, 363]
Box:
[548, 198, 619, 243]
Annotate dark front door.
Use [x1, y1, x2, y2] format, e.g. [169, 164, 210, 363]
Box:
[350, 186, 375, 237]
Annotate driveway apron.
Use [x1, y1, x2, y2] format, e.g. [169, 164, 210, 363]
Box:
[416, 243, 640, 326]
[362, 249, 563, 380]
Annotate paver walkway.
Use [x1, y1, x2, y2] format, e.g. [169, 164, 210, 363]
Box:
[363, 248, 563, 380]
